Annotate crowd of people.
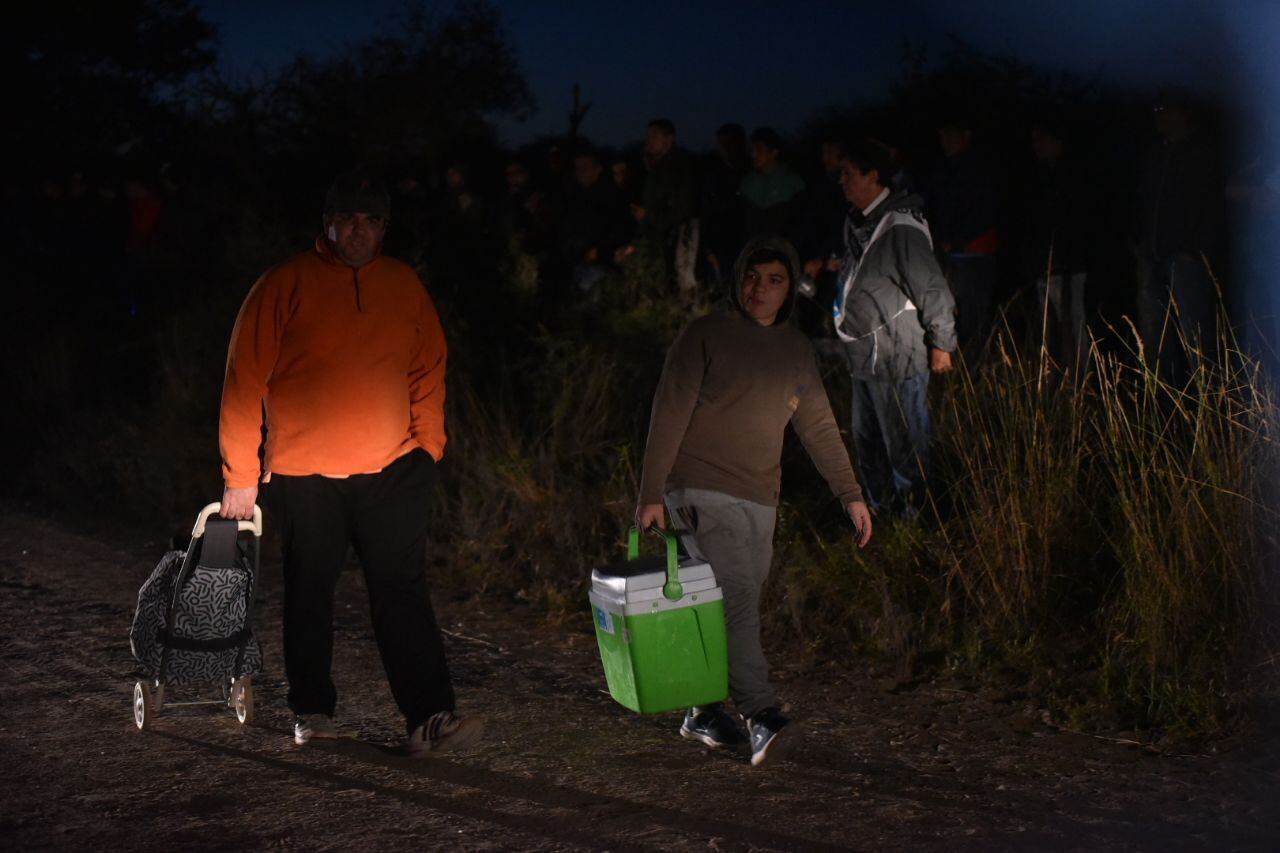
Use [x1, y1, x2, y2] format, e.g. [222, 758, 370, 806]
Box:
[369, 91, 1245, 519]
[23, 87, 1254, 533]
[24, 85, 1256, 383]
[372, 90, 1248, 382]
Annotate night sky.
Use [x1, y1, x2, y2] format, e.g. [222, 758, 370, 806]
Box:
[204, 0, 1280, 148]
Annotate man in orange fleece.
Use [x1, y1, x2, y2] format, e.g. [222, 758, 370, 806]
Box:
[218, 173, 481, 756]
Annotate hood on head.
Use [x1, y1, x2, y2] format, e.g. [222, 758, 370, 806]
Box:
[730, 234, 802, 325]
[885, 189, 926, 215]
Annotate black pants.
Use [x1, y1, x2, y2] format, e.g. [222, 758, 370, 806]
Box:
[947, 254, 996, 356]
[265, 449, 454, 733]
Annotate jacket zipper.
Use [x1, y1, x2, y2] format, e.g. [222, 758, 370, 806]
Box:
[352, 267, 363, 312]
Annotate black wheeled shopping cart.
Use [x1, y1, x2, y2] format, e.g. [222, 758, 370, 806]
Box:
[129, 502, 263, 730]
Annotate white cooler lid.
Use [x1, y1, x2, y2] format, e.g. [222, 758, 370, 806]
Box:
[591, 557, 717, 607]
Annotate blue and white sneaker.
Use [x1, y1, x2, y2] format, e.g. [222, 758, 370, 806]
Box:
[680, 703, 747, 749]
[747, 707, 794, 767]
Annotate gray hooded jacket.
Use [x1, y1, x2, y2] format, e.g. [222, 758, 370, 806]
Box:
[833, 190, 957, 381]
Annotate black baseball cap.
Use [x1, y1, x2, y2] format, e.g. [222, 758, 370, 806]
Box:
[324, 172, 390, 218]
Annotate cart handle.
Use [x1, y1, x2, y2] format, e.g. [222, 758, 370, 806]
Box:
[626, 526, 683, 601]
[193, 503, 263, 539]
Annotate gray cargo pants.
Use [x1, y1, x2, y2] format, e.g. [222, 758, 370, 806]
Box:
[664, 487, 778, 718]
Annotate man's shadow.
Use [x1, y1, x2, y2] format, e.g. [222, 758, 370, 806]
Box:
[155, 725, 857, 851]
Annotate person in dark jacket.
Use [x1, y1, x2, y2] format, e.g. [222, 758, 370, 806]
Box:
[1017, 118, 1094, 372]
[833, 141, 957, 519]
[616, 119, 699, 291]
[632, 119, 698, 249]
[739, 127, 806, 240]
[700, 122, 749, 287]
[796, 138, 852, 337]
[1133, 89, 1223, 378]
[928, 116, 999, 356]
[636, 235, 872, 767]
[798, 138, 850, 281]
[497, 159, 536, 240]
[557, 148, 632, 291]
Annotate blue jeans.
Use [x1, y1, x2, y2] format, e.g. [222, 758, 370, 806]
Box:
[849, 373, 931, 518]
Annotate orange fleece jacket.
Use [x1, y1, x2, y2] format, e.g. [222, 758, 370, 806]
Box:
[219, 238, 447, 488]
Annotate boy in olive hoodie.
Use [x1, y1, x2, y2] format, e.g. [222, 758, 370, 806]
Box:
[636, 235, 872, 766]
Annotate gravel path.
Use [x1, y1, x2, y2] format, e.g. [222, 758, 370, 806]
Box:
[1, 502, 1276, 851]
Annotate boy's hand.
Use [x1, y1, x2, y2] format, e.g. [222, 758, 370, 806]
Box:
[635, 503, 666, 531]
[846, 501, 872, 547]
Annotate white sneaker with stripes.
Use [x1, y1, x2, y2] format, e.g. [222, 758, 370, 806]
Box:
[294, 714, 338, 745]
[407, 710, 484, 757]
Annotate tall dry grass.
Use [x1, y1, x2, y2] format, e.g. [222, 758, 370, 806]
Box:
[437, 283, 1277, 734]
[435, 271, 689, 613]
[1090, 313, 1277, 730]
[924, 299, 1274, 733]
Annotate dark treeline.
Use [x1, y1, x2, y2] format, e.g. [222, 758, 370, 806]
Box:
[10, 3, 1258, 351]
[12, 3, 1266, 364]
[9, 1, 1276, 737]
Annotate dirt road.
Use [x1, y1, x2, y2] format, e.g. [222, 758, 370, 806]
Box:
[1, 502, 1277, 851]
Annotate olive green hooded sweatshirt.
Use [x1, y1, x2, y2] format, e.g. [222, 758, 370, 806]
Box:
[638, 235, 863, 507]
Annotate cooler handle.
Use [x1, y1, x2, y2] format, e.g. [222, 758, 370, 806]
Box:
[193, 502, 263, 539]
[627, 526, 684, 601]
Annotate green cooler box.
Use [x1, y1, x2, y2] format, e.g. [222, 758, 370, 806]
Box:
[590, 527, 728, 714]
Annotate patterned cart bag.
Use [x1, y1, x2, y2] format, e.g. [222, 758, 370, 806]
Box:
[130, 516, 261, 686]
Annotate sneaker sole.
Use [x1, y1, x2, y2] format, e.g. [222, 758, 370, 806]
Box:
[294, 729, 338, 746]
[679, 725, 741, 750]
[750, 724, 797, 767]
[408, 717, 484, 757]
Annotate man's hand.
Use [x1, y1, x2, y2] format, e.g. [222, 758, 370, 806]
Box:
[630, 204, 647, 222]
[220, 485, 258, 520]
[635, 503, 666, 531]
[803, 258, 823, 280]
[846, 501, 873, 548]
[614, 244, 637, 264]
[930, 348, 954, 374]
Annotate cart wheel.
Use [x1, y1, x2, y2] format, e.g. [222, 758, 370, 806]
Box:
[230, 677, 254, 725]
[133, 681, 152, 730]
